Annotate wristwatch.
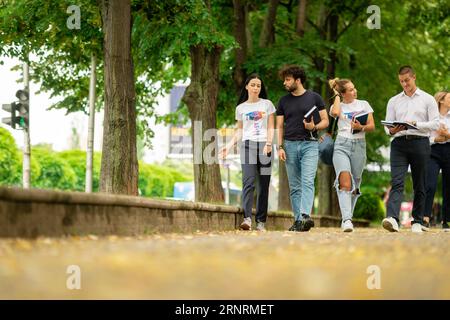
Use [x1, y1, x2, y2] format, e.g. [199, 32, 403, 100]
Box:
[278, 144, 284, 150]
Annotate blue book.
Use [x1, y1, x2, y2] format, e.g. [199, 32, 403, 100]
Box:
[351, 111, 369, 134]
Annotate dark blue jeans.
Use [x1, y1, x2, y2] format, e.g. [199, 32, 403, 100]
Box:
[424, 143, 450, 223]
[386, 136, 430, 224]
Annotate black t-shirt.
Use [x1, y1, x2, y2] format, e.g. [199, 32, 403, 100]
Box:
[276, 90, 326, 140]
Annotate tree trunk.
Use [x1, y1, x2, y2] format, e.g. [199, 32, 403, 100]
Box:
[259, 0, 279, 48]
[277, 0, 303, 212]
[326, 12, 340, 217]
[99, 0, 138, 195]
[314, 5, 333, 216]
[277, 160, 291, 211]
[317, 11, 340, 217]
[296, 0, 307, 36]
[232, 0, 248, 94]
[182, 44, 225, 203]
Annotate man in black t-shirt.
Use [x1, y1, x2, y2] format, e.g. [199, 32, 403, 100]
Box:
[276, 65, 329, 232]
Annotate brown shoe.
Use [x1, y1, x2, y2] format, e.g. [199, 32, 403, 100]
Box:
[240, 217, 252, 230]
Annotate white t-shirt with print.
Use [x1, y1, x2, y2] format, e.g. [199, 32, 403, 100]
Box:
[235, 98, 276, 142]
[331, 99, 374, 139]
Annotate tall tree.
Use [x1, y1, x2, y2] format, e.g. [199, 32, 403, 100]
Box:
[99, 0, 138, 195]
[259, 0, 279, 48]
[232, 0, 248, 93]
[296, 0, 307, 36]
[143, 0, 235, 202]
[183, 44, 224, 202]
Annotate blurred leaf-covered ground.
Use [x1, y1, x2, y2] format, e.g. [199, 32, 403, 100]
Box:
[0, 228, 449, 299]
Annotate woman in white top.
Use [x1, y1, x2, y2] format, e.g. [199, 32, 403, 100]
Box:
[220, 74, 276, 231]
[329, 78, 375, 232]
[424, 91, 450, 230]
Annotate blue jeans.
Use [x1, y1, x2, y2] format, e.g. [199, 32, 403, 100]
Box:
[284, 140, 319, 221]
[332, 136, 367, 222]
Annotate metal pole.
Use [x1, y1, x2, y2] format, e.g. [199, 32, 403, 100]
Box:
[85, 54, 97, 193]
[225, 163, 230, 205]
[22, 62, 31, 189]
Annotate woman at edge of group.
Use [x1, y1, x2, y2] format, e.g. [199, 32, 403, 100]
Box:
[329, 78, 375, 232]
[220, 74, 276, 232]
[424, 91, 450, 231]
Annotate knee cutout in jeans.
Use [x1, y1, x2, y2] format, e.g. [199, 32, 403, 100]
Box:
[334, 171, 355, 193]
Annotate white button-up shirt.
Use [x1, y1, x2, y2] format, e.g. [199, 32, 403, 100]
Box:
[430, 111, 450, 144]
[385, 88, 439, 138]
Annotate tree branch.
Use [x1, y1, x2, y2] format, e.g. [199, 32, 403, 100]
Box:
[306, 17, 322, 34]
[336, 3, 369, 40]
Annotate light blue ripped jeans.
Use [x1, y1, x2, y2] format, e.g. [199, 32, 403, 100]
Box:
[332, 136, 367, 222]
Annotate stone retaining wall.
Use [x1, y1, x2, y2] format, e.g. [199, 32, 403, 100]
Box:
[0, 187, 370, 238]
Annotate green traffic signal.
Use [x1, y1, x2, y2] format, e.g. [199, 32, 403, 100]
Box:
[16, 89, 29, 129]
[1, 89, 29, 130]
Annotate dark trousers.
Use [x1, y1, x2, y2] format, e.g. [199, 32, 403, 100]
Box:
[240, 140, 272, 222]
[424, 143, 450, 223]
[386, 137, 430, 224]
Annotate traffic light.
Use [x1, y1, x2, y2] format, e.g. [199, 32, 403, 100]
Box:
[1, 102, 20, 129]
[15, 89, 29, 129]
[1, 89, 29, 130]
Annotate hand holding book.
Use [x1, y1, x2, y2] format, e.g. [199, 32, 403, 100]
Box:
[304, 106, 318, 132]
[381, 120, 418, 130]
[351, 111, 369, 134]
[304, 106, 318, 122]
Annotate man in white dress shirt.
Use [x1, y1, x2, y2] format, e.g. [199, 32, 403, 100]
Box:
[382, 65, 440, 233]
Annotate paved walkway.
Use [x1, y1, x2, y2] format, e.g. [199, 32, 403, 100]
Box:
[0, 228, 449, 299]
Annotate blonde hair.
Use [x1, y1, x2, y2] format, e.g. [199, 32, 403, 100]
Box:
[328, 78, 352, 94]
[435, 91, 449, 108]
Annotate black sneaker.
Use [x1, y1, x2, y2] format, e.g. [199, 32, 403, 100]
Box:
[288, 222, 297, 231]
[301, 214, 315, 229]
[294, 215, 314, 232]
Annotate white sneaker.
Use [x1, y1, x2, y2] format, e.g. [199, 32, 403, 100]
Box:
[256, 222, 266, 232]
[411, 223, 423, 233]
[342, 220, 354, 232]
[382, 217, 399, 232]
[240, 217, 252, 230]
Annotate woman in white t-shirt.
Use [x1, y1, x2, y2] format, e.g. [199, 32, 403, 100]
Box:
[220, 74, 276, 231]
[329, 78, 375, 232]
[424, 91, 450, 230]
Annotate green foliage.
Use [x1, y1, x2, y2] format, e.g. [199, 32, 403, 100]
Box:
[31, 147, 77, 190]
[138, 161, 191, 198]
[0, 127, 21, 185]
[360, 171, 391, 197]
[161, 159, 194, 179]
[0, 129, 189, 196]
[0, 0, 161, 148]
[354, 192, 385, 222]
[59, 150, 101, 192]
